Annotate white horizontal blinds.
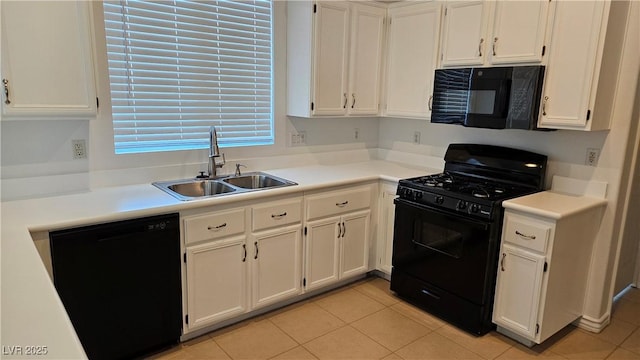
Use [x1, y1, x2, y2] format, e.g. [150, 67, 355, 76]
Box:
[103, 0, 273, 154]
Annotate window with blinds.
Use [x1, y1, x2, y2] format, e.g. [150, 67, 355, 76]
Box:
[103, 0, 273, 154]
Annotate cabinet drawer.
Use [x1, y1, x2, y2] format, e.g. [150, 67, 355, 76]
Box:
[184, 209, 245, 245]
[503, 213, 552, 253]
[306, 186, 371, 220]
[252, 198, 302, 232]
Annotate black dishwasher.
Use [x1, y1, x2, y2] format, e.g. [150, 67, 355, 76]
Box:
[50, 213, 182, 360]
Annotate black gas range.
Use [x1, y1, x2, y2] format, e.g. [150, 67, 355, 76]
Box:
[391, 144, 547, 335]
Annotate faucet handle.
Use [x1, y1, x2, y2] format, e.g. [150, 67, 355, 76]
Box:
[235, 163, 247, 176]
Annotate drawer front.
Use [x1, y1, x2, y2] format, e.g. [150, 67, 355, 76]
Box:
[503, 213, 552, 253]
[252, 198, 302, 231]
[184, 208, 245, 245]
[306, 186, 371, 220]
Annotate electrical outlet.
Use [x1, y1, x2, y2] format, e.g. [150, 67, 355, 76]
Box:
[413, 131, 421, 144]
[586, 148, 600, 166]
[290, 131, 307, 146]
[354, 128, 359, 140]
[72, 139, 87, 159]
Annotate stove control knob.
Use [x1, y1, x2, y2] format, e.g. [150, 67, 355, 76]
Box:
[456, 200, 467, 210]
[415, 191, 423, 200]
[434, 195, 444, 204]
[469, 204, 479, 213]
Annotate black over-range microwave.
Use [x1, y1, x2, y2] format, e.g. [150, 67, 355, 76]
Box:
[431, 66, 545, 130]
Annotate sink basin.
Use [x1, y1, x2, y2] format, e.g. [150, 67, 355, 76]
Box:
[222, 172, 295, 189]
[153, 172, 297, 200]
[154, 179, 236, 200]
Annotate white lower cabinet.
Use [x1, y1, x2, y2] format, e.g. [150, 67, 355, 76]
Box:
[305, 216, 341, 290]
[181, 185, 375, 335]
[493, 205, 603, 346]
[493, 243, 546, 340]
[185, 235, 248, 331]
[304, 185, 374, 291]
[250, 224, 302, 309]
[376, 182, 397, 275]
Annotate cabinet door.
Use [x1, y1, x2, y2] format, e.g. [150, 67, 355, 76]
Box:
[493, 244, 546, 341]
[385, 3, 442, 118]
[1, 1, 96, 118]
[538, 1, 607, 129]
[305, 216, 341, 291]
[185, 236, 247, 331]
[347, 4, 385, 115]
[340, 210, 370, 279]
[489, 1, 549, 64]
[440, 1, 489, 67]
[251, 225, 302, 309]
[377, 185, 397, 274]
[312, 1, 350, 116]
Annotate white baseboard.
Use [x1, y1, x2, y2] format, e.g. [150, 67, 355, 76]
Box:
[574, 313, 611, 333]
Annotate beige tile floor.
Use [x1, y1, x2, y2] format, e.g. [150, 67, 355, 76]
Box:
[152, 278, 640, 359]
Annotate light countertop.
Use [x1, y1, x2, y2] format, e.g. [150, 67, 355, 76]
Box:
[1, 160, 435, 359]
[503, 190, 608, 219]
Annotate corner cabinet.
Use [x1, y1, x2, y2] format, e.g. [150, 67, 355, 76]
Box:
[440, 0, 549, 67]
[384, 2, 442, 119]
[287, 1, 385, 117]
[376, 181, 397, 275]
[1, 1, 97, 119]
[304, 185, 373, 291]
[493, 204, 605, 346]
[538, 0, 629, 131]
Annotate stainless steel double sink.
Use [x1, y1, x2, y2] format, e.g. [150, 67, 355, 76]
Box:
[153, 172, 297, 201]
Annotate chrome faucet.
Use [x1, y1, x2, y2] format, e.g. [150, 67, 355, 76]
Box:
[208, 126, 225, 178]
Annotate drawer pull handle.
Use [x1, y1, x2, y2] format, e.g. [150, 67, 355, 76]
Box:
[336, 201, 349, 207]
[515, 230, 536, 240]
[3, 78, 10, 105]
[501, 253, 506, 271]
[208, 223, 227, 231]
[271, 212, 287, 219]
[421, 289, 440, 300]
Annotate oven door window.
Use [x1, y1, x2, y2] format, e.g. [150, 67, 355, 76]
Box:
[413, 221, 464, 259]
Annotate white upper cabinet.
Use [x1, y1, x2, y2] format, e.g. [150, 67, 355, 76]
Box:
[490, 1, 549, 64]
[538, 0, 628, 131]
[1, 1, 97, 119]
[312, 2, 350, 116]
[440, 1, 489, 67]
[347, 4, 386, 115]
[384, 2, 442, 119]
[440, 0, 549, 67]
[287, 1, 385, 117]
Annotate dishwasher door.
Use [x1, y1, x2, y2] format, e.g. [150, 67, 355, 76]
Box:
[50, 213, 182, 360]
